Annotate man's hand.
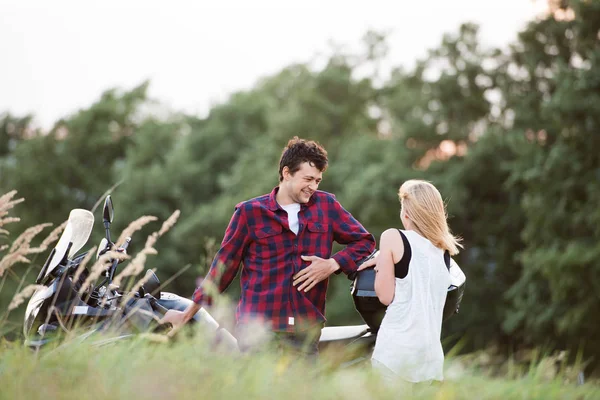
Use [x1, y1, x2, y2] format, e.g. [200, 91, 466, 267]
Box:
[293, 255, 340, 292]
[158, 303, 200, 337]
[158, 309, 186, 337]
[357, 250, 379, 271]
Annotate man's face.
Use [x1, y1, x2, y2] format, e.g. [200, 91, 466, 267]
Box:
[281, 162, 323, 204]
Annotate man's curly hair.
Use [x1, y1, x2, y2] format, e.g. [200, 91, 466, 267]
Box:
[278, 137, 328, 182]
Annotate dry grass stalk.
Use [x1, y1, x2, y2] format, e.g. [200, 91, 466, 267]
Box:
[72, 245, 98, 284]
[112, 246, 157, 287]
[0, 191, 23, 235]
[78, 251, 129, 294]
[0, 223, 53, 277]
[118, 268, 158, 307]
[113, 210, 179, 288]
[8, 284, 46, 310]
[29, 221, 67, 253]
[0, 191, 66, 278]
[145, 235, 157, 250]
[115, 216, 158, 248]
[48, 305, 71, 334]
[0, 252, 31, 277]
[0, 218, 20, 236]
[9, 223, 52, 253]
[0, 190, 24, 223]
[145, 210, 180, 249]
[158, 210, 180, 237]
[112, 269, 164, 330]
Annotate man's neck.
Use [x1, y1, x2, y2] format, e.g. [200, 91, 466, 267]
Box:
[276, 186, 295, 206]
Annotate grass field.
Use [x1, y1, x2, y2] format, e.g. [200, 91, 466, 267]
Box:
[0, 328, 598, 400]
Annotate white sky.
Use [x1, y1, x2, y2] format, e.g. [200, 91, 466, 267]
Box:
[0, 0, 548, 129]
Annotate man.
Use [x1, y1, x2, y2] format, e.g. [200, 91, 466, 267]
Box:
[161, 137, 375, 354]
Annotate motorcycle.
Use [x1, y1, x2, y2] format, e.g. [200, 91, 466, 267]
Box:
[23, 195, 237, 350]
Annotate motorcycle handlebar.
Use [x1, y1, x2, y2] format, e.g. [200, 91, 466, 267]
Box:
[104, 237, 132, 285]
[146, 295, 169, 316]
[120, 237, 131, 251]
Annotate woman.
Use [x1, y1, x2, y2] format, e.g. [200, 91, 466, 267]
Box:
[359, 180, 462, 385]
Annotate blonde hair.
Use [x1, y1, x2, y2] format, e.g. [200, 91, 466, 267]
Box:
[399, 180, 462, 255]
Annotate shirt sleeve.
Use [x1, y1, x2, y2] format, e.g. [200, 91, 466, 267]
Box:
[192, 205, 250, 305]
[329, 197, 376, 275]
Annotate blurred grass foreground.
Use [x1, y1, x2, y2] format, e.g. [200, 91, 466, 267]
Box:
[0, 333, 598, 400]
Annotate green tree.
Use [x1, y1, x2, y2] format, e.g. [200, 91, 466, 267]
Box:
[501, 0, 600, 359]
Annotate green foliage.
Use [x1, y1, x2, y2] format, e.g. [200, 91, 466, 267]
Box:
[498, 0, 600, 358]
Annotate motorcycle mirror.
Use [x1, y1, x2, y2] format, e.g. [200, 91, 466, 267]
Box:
[103, 196, 114, 226]
[96, 238, 109, 259]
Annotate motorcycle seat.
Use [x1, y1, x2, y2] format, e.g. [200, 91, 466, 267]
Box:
[319, 324, 370, 342]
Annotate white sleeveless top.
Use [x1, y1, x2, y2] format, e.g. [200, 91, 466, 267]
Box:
[371, 230, 451, 382]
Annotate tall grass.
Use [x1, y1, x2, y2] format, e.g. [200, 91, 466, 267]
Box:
[1, 332, 598, 400]
[0, 190, 598, 400]
[1, 191, 63, 336]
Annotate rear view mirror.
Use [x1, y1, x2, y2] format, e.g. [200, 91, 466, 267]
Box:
[103, 196, 114, 226]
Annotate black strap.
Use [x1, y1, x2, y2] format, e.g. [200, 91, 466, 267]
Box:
[394, 230, 411, 279]
[444, 250, 450, 270]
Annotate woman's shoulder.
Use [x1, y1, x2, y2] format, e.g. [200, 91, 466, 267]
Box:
[379, 228, 404, 250]
[381, 228, 403, 240]
[379, 228, 405, 264]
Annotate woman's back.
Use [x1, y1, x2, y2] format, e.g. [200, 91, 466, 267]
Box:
[372, 229, 451, 382]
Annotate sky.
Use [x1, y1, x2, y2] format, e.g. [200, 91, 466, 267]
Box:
[0, 0, 549, 129]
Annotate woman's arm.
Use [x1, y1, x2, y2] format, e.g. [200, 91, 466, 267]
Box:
[374, 229, 403, 306]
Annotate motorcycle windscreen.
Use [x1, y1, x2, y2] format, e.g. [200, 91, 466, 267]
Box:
[45, 209, 94, 278]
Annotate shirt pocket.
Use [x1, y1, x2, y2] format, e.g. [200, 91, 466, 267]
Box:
[254, 224, 282, 241]
[304, 221, 331, 258]
[255, 225, 281, 238]
[306, 221, 327, 234]
[253, 225, 283, 255]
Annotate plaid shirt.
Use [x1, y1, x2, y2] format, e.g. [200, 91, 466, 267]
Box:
[193, 187, 375, 332]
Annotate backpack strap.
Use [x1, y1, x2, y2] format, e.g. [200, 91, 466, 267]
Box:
[444, 250, 451, 270]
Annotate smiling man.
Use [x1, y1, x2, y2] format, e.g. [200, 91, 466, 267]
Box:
[161, 137, 375, 354]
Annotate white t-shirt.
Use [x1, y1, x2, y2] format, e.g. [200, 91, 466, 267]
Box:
[280, 203, 301, 235]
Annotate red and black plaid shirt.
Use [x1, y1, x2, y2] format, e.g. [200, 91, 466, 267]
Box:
[193, 187, 375, 332]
